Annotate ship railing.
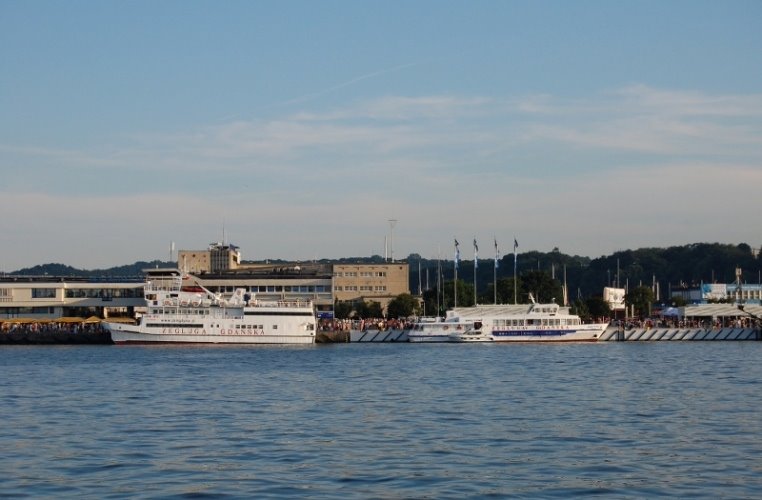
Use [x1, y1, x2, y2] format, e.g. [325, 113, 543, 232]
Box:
[248, 299, 312, 308]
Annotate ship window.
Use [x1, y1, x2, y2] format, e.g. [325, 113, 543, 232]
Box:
[273, 325, 278, 330]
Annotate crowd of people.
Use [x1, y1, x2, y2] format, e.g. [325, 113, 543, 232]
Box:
[0, 320, 107, 335]
[318, 318, 415, 332]
[617, 316, 758, 330]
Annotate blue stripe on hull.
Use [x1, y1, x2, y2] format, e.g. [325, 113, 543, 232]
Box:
[492, 330, 577, 337]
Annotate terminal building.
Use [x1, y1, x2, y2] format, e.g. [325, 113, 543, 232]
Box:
[0, 276, 144, 321]
[670, 282, 762, 305]
[0, 243, 410, 321]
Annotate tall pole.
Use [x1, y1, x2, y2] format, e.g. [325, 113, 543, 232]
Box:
[473, 238, 478, 306]
[513, 237, 518, 304]
[494, 238, 499, 305]
[436, 253, 441, 317]
[418, 260, 422, 295]
[388, 219, 397, 263]
[454, 238, 460, 308]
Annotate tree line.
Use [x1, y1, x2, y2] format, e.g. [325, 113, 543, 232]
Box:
[398, 242, 762, 320]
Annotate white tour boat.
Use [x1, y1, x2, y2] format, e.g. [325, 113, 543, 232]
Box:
[445, 298, 608, 342]
[407, 316, 481, 343]
[447, 321, 493, 343]
[354, 297, 606, 344]
[104, 269, 316, 344]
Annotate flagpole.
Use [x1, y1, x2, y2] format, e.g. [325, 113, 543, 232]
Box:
[513, 237, 518, 304]
[473, 238, 478, 306]
[436, 251, 441, 317]
[494, 237, 498, 305]
[454, 238, 459, 309]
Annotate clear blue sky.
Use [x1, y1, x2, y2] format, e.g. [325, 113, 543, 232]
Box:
[1, 0, 761, 270]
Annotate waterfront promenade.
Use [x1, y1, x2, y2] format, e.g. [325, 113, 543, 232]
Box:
[0, 321, 111, 344]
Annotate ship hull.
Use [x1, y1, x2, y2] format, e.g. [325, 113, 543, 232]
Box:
[490, 324, 607, 342]
[107, 325, 315, 344]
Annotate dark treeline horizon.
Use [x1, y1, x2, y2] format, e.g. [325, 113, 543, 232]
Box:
[9, 242, 761, 301]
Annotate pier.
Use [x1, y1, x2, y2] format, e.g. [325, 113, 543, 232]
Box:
[599, 326, 760, 341]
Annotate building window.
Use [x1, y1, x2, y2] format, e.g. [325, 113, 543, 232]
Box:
[32, 288, 57, 299]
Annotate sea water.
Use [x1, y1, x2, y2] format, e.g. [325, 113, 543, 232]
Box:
[1, 342, 762, 498]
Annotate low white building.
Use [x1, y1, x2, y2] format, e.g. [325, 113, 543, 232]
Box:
[0, 276, 144, 320]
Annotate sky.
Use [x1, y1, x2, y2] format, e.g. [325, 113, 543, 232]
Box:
[1, 1, 761, 271]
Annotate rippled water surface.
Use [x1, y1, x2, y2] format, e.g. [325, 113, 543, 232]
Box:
[2, 342, 762, 498]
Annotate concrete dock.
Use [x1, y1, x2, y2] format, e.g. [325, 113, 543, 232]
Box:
[599, 326, 760, 341]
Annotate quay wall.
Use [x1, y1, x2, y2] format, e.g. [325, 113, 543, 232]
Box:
[2, 327, 759, 344]
[599, 326, 761, 341]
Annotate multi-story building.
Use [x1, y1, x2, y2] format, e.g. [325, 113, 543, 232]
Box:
[0, 276, 144, 320]
[178, 243, 240, 274]
[333, 262, 410, 311]
[178, 243, 411, 314]
[671, 282, 762, 305]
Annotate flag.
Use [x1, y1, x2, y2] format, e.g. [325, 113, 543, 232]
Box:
[514, 238, 518, 251]
[494, 238, 499, 269]
[454, 238, 460, 269]
[473, 239, 478, 269]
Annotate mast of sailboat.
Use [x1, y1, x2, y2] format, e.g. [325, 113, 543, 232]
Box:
[563, 265, 569, 306]
[513, 237, 518, 304]
[473, 238, 478, 306]
[494, 237, 499, 305]
[418, 260, 422, 296]
[436, 251, 441, 317]
[454, 238, 459, 308]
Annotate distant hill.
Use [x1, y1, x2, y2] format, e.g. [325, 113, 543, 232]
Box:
[10, 261, 173, 278]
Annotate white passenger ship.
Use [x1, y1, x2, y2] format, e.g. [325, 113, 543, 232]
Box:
[406, 297, 607, 343]
[104, 269, 316, 344]
[407, 317, 481, 343]
[489, 304, 607, 342]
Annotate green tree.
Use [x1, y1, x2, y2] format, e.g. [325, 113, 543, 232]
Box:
[355, 301, 384, 318]
[423, 279, 476, 310]
[626, 286, 654, 318]
[333, 300, 353, 320]
[571, 298, 591, 320]
[451, 280, 475, 307]
[520, 270, 563, 304]
[386, 293, 421, 318]
[583, 297, 611, 321]
[486, 277, 522, 305]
